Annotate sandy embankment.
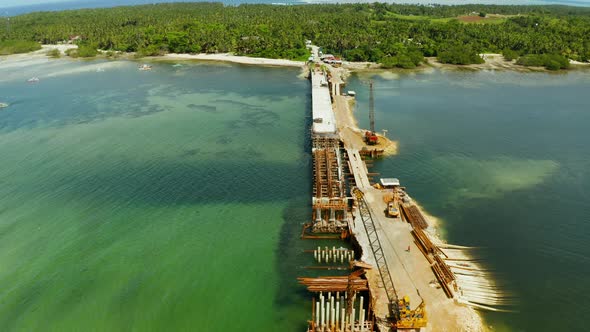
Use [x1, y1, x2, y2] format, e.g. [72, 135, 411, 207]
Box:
[334, 93, 398, 157]
[329, 66, 399, 156]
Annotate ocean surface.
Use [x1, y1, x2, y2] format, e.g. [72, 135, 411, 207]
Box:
[1, 0, 589, 16]
[348, 68, 590, 331]
[1, 57, 589, 331]
[0, 58, 332, 331]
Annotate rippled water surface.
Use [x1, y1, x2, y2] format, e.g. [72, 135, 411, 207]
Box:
[2, 57, 590, 332]
[0, 58, 315, 331]
[348, 68, 590, 331]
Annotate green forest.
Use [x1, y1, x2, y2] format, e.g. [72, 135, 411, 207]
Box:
[1, 2, 590, 69]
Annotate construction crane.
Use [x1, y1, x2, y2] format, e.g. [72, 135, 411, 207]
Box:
[352, 188, 427, 330]
[365, 81, 378, 145]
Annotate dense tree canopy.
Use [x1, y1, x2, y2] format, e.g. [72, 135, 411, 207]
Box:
[517, 53, 570, 70]
[1, 2, 590, 67]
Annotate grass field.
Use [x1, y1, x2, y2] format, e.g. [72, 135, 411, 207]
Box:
[0, 40, 41, 55]
[457, 14, 508, 24]
[386, 12, 510, 24]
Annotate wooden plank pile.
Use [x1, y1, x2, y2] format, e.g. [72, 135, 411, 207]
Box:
[411, 228, 437, 256]
[401, 204, 428, 229]
[298, 275, 369, 292]
[412, 228, 456, 299]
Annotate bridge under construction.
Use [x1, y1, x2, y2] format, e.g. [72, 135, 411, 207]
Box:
[299, 55, 510, 332]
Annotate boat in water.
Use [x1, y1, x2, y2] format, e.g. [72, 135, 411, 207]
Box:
[27, 77, 40, 83]
[139, 64, 152, 71]
[0, 102, 8, 109]
[172, 63, 183, 68]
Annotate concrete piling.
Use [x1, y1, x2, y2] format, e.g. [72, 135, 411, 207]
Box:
[359, 296, 363, 320]
[330, 295, 334, 326]
[315, 301, 320, 328]
[335, 302, 340, 329]
[331, 307, 335, 328]
[320, 293, 325, 329]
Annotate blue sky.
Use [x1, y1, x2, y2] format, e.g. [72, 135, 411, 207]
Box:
[1, 0, 68, 7]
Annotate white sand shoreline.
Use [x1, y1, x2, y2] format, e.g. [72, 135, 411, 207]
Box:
[1, 46, 307, 69]
[156, 53, 306, 68]
[4, 45, 588, 74]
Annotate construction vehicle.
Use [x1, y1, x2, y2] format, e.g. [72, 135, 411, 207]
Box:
[396, 297, 427, 330]
[365, 130, 378, 145]
[387, 201, 399, 218]
[365, 81, 379, 145]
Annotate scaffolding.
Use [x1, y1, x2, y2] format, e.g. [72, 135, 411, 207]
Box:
[311, 136, 348, 233]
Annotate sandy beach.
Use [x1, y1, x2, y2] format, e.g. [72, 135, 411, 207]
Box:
[333, 95, 399, 156]
[0, 44, 76, 62]
[6, 45, 588, 74]
[2, 46, 306, 69]
[156, 53, 306, 68]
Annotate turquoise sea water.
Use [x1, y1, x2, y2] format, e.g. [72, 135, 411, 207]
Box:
[348, 68, 590, 331]
[0, 58, 322, 331]
[2, 58, 590, 331]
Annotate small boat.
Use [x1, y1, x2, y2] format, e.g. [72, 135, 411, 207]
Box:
[139, 64, 152, 71]
[172, 63, 183, 68]
[96, 67, 105, 72]
[27, 77, 40, 83]
[0, 102, 8, 108]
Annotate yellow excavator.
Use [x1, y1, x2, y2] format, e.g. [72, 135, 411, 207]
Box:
[396, 296, 427, 330]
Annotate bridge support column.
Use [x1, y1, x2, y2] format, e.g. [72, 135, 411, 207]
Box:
[329, 208, 335, 223]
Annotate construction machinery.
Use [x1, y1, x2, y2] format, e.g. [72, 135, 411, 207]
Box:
[396, 297, 427, 330]
[365, 81, 379, 145]
[353, 188, 427, 330]
[387, 201, 399, 218]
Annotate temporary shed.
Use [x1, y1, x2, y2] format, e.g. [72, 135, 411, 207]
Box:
[380, 178, 400, 188]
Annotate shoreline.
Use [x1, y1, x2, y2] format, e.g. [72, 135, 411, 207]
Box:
[153, 53, 305, 68]
[0, 45, 305, 68]
[4, 45, 589, 74]
[343, 53, 590, 74]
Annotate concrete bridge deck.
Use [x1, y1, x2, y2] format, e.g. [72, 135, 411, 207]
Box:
[305, 48, 483, 331]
